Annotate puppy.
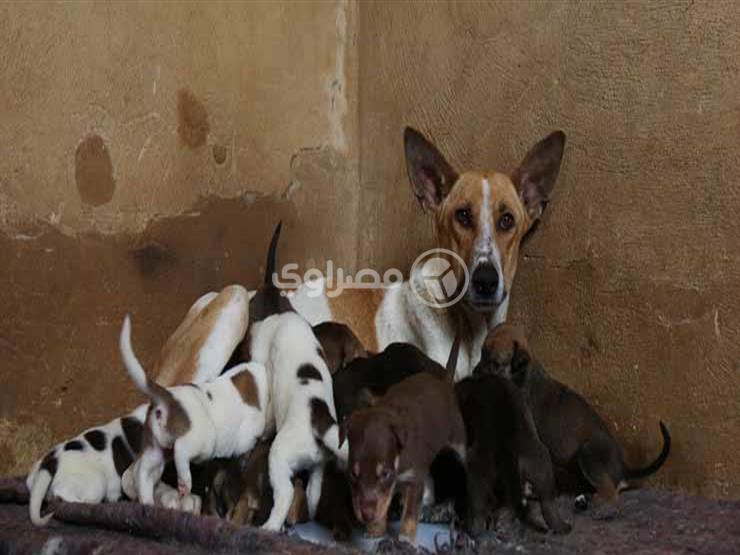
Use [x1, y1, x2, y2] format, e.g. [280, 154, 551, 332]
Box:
[456, 372, 571, 534]
[339, 340, 465, 543]
[27, 404, 147, 525]
[313, 321, 367, 374]
[247, 223, 347, 532]
[332, 342, 448, 422]
[481, 323, 671, 504]
[119, 316, 268, 505]
[310, 458, 357, 541]
[204, 440, 309, 526]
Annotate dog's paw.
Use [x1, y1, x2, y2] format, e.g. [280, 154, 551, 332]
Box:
[261, 519, 283, 533]
[177, 481, 190, 497]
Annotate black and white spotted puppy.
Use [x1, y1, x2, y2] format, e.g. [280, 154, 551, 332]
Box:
[120, 315, 268, 506]
[243, 223, 346, 532]
[27, 405, 147, 526]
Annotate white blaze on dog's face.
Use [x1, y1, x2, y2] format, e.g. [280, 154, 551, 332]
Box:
[404, 128, 566, 312]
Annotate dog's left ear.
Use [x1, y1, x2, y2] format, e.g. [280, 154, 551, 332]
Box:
[512, 130, 566, 222]
[404, 126, 459, 212]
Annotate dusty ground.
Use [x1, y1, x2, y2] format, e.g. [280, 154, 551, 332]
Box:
[1, 478, 738, 555]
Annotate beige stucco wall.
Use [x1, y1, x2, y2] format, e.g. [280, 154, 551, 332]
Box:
[2, 0, 739, 500]
[0, 0, 359, 474]
[357, 0, 740, 498]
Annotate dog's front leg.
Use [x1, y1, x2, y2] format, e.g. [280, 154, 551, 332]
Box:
[173, 438, 194, 496]
[136, 448, 164, 505]
[399, 477, 423, 544]
[262, 434, 296, 532]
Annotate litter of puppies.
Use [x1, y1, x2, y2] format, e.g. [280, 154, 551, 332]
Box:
[11, 128, 673, 549]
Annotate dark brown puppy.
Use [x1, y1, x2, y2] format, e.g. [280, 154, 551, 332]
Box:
[456, 372, 571, 535]
[332, 342, 448, 422]
[313, 459, 357, 541]
[481, 323, 671, 504]
[313, 321, 368, 375]
[205, 440, 307, 526]
[339, 341, 464, 543]
[308, 340, 453, 540]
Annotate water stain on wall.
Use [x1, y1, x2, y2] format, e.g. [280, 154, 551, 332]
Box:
[177, 89, 210, 148]
[75, 134, 116, 206]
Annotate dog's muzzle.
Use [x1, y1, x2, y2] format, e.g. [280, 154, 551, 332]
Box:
[467, 262, 505, 310]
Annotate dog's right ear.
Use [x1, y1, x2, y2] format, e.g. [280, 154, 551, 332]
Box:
[404, 127, 459, 212]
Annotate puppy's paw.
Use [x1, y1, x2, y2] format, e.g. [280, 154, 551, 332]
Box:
[180, 494, 202, 515]
[177, 481, 190, 497]
[261, 519, 283, 533]
[551, 520, 572, 535]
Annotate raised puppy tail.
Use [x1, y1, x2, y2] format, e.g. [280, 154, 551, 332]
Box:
[250, 222, 293, 324]
[29, 469, 54, 526]
[625, 421, 671, 480]
[264, 221, 281, 287]
[445, 334, 461, 384]
[120, 315, 170, 403]
[310, 399, 348, 465]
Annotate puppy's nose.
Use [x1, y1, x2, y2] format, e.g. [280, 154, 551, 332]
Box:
[360, 500, 376, 522]
[471, 263, 499, 298]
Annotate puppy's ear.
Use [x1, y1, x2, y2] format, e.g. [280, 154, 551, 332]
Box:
[511, 340, 531, 385]
[391, 421, 408, 452]
[338, 419, 349, 449]
[356, 388, 378, 409]
[404, 127, 459, 212]
[512, 130, 566, 222]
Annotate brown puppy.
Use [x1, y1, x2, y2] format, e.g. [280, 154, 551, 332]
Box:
[205, 440, 307, 526]
[339, 341, 464, 543]
[481, 323, 671, 505]
[313, 321, 368, 374]
[456, 372, 571, 534]
[312, 459, 357, 541]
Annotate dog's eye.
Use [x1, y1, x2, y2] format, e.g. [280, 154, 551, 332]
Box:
[497, 212, 515, 232]
[380, 468, 393, 483]
[455, 208, 473, 229]
[155, 409, 162, 419]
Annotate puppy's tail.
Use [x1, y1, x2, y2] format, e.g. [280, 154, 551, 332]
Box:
[625, 421, 671, 480]
[444, 334, 461, 384]
[250, 222, 293, 324]
[29, 469, 54, 526]
[310, 399, 348, 465]
[120, 315, 171, 404]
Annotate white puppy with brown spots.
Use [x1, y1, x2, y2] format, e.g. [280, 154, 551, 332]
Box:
[119, 315, 268, 505]
[245, 223, 347, 532]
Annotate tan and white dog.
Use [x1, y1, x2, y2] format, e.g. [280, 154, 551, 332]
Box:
[288, 127, 567, 380]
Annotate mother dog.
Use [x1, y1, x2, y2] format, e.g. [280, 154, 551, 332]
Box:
[289, 127, 566, 378]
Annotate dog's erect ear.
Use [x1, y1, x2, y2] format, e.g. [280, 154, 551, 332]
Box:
[404, 127, 459, 212]
[512, 130, 566, 222]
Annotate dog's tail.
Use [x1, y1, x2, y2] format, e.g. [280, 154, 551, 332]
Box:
[310, 399, 348, 466]
[250, 222, 293, 323]
[120, 315, 171, 404]
[444, 334, 461, 384]
[624, 421, 671, 481]
[29, 467, 54, 526]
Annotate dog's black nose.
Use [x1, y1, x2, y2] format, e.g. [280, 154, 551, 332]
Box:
[471, 263, 499, 298]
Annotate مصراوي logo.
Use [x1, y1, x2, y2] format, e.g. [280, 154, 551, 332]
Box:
[409, 248, 470, 309]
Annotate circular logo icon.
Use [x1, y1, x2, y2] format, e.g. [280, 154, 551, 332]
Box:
[410, 248, 469, 308]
